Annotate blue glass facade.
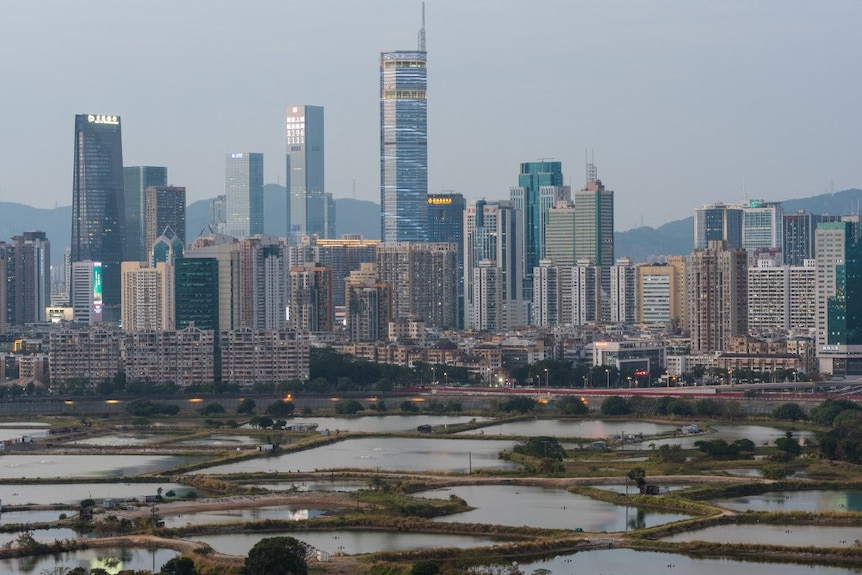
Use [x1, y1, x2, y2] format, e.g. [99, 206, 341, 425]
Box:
[225, 152, 264, 239]
[694, 204, 743, 249]
[286, 105, 326, 240]
[380, 50, 428, 242]
[123, 166, 167, 261]
[71, 114, 125, 320]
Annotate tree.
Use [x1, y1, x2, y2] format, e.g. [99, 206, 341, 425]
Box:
[513, 436, 565, 460]
[811, 398, 860, 426]
[266, 401, 296, 417]
[237, 398, 256, 415]
[499, 396, 537, 414]
[772, 402, 807, 421]
[400, 400, 420, 413]
[335, 399, 365, 415]
[199, 403, 225, 416]
[245, 536, 309, 575]
[600, 395, 630, 416]
[159, 556, 198, 575]
[627, 466, 647, 489]
[775, 431, 802, 456]
[559, 396, 589, 415]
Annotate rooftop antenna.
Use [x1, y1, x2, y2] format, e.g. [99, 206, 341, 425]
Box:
[742, 176, 747, 204]
[586, 149, 597, 184]
[418, 1, 426, 51]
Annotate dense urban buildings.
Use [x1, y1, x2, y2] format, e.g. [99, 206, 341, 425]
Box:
[463, 200, 524, 330]
[379, 12, 428, 242]
[71, 114, 126, 323]
[286, 105, 332, 240]
[225, 152, 264, 239]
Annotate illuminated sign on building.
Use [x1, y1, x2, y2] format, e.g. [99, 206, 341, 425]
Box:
[87, 114, 119, 125]
[428, 197, 453, 205]
[92, 262, 103, 321]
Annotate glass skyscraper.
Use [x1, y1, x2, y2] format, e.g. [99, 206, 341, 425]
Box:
[380, 49, 428, 242]
[71, 113, 125, 322]
[510, 161, 570, 302]
[694, 203, 743, 250]
[225, 152, 264, 239]
[286, 105, 329, 240]
[124, 166, 167, 261]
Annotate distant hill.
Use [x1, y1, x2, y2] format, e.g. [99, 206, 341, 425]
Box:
[4, 187, 860, 266]
[187, 184, 380, 241]
[614, 188, 862, 261]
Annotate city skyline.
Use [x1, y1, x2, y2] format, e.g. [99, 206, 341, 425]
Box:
[1, 1, 859, 232]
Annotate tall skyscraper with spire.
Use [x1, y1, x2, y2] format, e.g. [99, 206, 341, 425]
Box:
[71, 114, 125, 323]
[380, 4, 428, 242]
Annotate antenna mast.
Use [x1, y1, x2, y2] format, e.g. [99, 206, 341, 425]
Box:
[418, 2, 426, 51]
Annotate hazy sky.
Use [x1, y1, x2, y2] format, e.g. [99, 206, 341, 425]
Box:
[1, 1, 860, 230]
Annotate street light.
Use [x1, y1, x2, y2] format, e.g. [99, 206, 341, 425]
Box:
[605, 368, 610, 389]
[665, 371, 669, 388]
[544, 368, 549, 389]
[444, 372, 448, 385]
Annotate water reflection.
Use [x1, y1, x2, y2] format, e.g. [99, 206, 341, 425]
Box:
[513, 548, 861, 575]
[0, 482, 196, 506]
[714, 490, 862, 513]
[160, 505, 329, 528]
[418, 484, 689, 531]
[197, 529, 509, 556]
[198, 437, 517, 474]
[0, 547, 178, 575]
[663, 524, 862, 547]
[0, 455, 207, 479]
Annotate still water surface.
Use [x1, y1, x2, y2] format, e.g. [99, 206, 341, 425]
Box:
[418, 484, 690, 531]
[460, 419, 678, 438]
[196, 529, 509, 555]
[714, 490, 862, 513]
[161, 505, 329, 528]
[0, 547, 178, 575]
[199, 437, 517, 474]
[662, 524, 862, 547]
[0, 454, 208, 478]
[514, 548, 862, 575]
[0, 482, 195, 505]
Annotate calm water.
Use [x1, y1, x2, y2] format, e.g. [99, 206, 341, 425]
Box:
[0, 527, 82, 546]
[198, 437, 517, 474]
[0, 547, 178, 575]
[512, 548, 862, 575]
[196, 529, 509, 556]
[650, 424, 814, 449]
[714, 490, 862, 513]
[296, 415, 490, 433]
[70, 434, 165, 446]
[418, 484, 690, 531]
[459, 419, 679, 439]
[663, 524, 862, 547]
[0, 482, 196, 505]
[161, 505, 329, 528]
[0, 509, 72, 524]
[0, 454, 208, 478]
[177, 434, 262, 446]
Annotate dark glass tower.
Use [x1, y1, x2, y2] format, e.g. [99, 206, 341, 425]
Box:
[380, 16, 428, 243]
[175, 257, 219, 331]
[71, 114, 125, 322]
